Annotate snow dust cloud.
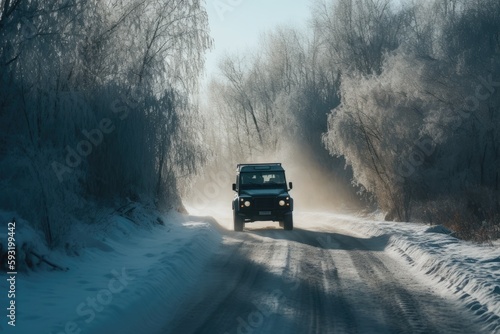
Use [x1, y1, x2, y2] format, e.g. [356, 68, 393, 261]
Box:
[182, 143, 359, 218]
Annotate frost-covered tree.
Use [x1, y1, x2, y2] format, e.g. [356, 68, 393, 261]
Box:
[312, 0, 404, 75]
[323, 0, 500, 227]
[0, 0, 211, 246]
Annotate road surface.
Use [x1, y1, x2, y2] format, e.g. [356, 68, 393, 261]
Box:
[163, 211, 483, 334]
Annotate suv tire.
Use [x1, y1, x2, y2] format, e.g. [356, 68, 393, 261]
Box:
[283, 215, 293, 231]
[233, 211, 244, 232]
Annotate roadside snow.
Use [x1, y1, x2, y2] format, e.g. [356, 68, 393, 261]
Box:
[0, 208, 221, 334]
[327, 212, 500, 333]
[3, 207, 499, 333]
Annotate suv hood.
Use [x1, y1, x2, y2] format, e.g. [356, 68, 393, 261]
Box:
[240, 188, 288, 197]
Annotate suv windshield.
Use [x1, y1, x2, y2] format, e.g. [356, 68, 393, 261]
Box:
[240, 171, 286, 188]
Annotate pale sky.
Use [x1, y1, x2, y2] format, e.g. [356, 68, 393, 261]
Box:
[203, 0, 313, 81]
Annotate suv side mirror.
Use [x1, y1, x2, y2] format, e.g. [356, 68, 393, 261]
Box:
[232, 183, 236, 191]
[288, 182, 293, 190]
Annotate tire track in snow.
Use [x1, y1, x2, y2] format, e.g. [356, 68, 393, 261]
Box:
[159, 214, 485, 334]
[347, 250, 436, 333]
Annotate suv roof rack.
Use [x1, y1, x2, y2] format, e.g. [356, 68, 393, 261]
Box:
[236, 163, 284, 172]
[237, 163, 281, 168]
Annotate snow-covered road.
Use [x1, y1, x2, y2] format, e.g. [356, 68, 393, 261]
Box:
[162, 211, 489, 334]
[2, 209, 498, 333]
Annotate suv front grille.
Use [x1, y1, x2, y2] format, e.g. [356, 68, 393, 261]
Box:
[253, 197, 276, 210]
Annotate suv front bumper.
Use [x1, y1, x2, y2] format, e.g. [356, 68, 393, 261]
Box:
[235, 209, 292, 222]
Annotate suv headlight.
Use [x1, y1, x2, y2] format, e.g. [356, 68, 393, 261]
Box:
[244, 200, 251, 207]
[279, 197, 291, 207]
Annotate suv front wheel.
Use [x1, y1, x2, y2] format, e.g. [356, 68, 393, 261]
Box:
[233, 211, 244, 231]
[283, 214, 293, 231]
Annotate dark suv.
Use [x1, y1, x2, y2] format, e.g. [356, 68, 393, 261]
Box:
[232, 163, 294, 231]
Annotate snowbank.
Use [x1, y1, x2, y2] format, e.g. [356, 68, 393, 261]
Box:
[0, 207, 221, 334]
[343, 214, 500, 333]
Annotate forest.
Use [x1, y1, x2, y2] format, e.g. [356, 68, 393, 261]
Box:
[1, 0, 499, 247]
